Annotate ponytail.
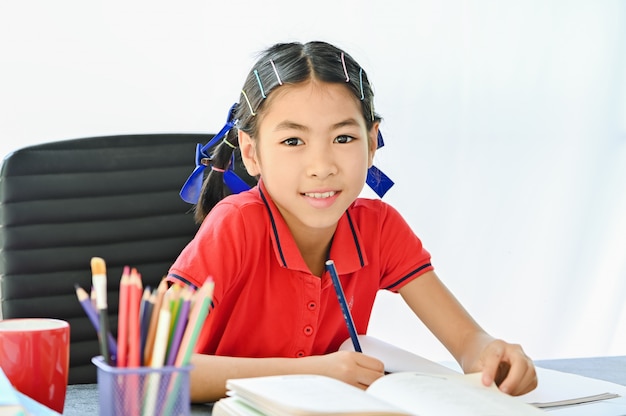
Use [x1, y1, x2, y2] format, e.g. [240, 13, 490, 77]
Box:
[178, 101, 257, 223]
[194, 129, 248, 222]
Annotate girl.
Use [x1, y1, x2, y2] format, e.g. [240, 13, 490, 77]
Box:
[168, 40, 537, 402]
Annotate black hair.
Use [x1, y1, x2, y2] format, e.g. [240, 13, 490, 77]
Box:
[194, 40, 381, 223]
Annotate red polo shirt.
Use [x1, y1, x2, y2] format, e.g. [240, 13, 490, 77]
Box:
[167, 180, 433, 358]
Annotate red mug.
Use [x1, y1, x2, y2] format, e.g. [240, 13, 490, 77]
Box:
[0, 318, 70, 413]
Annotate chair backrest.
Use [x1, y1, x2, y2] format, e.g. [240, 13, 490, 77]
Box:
[0, 133, 210, 384]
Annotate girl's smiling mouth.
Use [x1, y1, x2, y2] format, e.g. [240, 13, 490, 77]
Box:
[303, 191, 337, 199]
[301, 190, 341, 208]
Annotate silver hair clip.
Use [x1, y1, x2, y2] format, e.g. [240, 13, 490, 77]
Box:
[254, 70, 266, 99]
[341, 52, 349, 82]
[241, 89, 256, 116]
[359, 68, 364, 100]
[269, 60, 283, 85]
[356, 67, 373, 120]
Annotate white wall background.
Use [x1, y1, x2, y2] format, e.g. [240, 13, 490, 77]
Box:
[1, 0, 624, 362]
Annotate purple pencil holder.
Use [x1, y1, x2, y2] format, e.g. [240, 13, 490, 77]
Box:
[92, 356, 191, 416]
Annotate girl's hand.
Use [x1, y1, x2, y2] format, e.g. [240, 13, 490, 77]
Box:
[473, 339, 538, 396]
[308, 350, 385, 390]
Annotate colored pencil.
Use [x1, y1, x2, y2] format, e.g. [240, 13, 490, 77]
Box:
[143, 279, 168, 366]
[149, 293, 171, 368]
[127, 268, 142, 368]
[91, 257, 112, 364]
[116, 266, 131, 367]
[165, 287, 192, 366]
[325, 259, 362, 353]
[143, 295, 172, 416]
[166, 285, 182, 356]
[74, 284, 118, 358]
[114, 267, 131, 415]
[139, 287, 153, 366]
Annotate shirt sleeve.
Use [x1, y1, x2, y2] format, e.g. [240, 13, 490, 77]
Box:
[377, 202, 434, 292]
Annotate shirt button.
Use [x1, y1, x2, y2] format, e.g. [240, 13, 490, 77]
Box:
[303, 325, 314, 336]
[307, 301, 316, 310]
[296, 351, 305, 357]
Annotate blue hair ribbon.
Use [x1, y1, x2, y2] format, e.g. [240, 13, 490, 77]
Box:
[223, 153, 252, 194]
[366, 165, 394, 198]
[180, 103, 251, 204]
[366, 130, 394, 198]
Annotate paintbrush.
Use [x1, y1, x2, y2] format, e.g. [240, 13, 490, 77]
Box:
[91, 257, 112, 365]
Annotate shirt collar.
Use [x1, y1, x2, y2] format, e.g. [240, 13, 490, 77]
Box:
[258, 179, 368, 275]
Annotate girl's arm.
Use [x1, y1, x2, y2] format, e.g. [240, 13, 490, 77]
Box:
[398, 270, 537, 396]
[189, 350, 385, 402]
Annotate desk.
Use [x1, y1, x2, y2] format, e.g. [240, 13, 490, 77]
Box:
[534, 356, 626, 386]
[63, 356, 626, 415]
[62, 384, 214, 415]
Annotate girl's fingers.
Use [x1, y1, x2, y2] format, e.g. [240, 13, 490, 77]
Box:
[480, 341, 537, 396]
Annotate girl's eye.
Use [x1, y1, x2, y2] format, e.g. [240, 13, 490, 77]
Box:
[334, 135, 355, 144]
[282, 137, 303, 146]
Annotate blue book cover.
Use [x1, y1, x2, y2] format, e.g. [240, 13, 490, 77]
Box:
[14, 392, 62, 416]
[0, 366, 27, 415]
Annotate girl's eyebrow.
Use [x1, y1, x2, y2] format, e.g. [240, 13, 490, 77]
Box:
[332, 118, 361, 130]
[273, 118, 361, 132]
[274, 120, 308, 132]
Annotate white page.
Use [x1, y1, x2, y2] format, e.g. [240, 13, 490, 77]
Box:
[225, 374, 409, 415]
[345, 335, 624, 408]
[338, 335, 458, 375]
[366, 372, 545, 416]
[521, 367, 626, 406]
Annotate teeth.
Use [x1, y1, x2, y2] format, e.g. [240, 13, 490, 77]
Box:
[304, 191, 336, 199]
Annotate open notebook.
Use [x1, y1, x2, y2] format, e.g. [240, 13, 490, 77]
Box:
[214, 372, 545, 416]
[214, 336, 625, 415]
[339, 335, 623, 409]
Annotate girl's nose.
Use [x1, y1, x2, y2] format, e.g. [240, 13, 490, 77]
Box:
[306, 144, 338, 179]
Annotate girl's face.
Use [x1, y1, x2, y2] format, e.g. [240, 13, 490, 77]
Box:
[239, 80, 378, 237]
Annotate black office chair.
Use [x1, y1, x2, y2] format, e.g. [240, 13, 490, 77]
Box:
[0, 133, 215, 384]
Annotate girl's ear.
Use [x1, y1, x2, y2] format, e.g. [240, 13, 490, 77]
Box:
[367, 121, 380, 168]
[238, 130, 261, 176]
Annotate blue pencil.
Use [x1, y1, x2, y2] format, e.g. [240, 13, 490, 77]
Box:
[138, 287, 153, 366]
[74, 284, 118, 359]
[325, 259, 362, 353]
